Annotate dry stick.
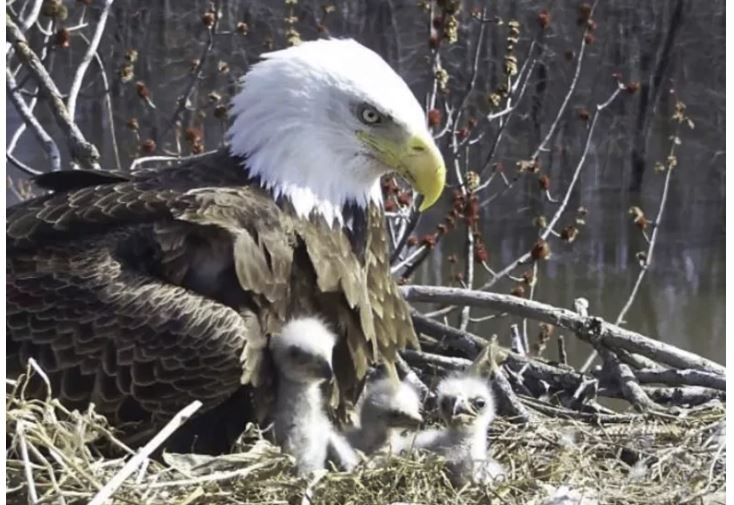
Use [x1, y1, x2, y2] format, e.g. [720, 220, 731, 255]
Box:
[634, 368, 726, 391]
[7, 16, 100, 170]
[87, 401, 203, 505]
[593, 340, 661, 412]
[642, 386, 724, 406]
[518, 396, 640, 424]
[67, 0, 114, 120]
[7, 67, 61, 172]
[580, 130, 679, 373]
[16, 421, 39, 504]
[488, 337, 532, 423]
[557, 335, 568, 365]
[401, 285, 725, 376]
[614, 347, 662, 370]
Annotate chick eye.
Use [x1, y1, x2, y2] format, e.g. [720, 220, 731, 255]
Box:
[471, 397, 487, 410]
[359, 104, 382, 125]
[288, 346, 304, 359]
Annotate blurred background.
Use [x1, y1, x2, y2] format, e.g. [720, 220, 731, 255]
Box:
[6, 0, 725, 365]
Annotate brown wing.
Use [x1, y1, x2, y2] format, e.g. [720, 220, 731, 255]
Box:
[7, 152, 292, 432]
[8, 233, 257, 425]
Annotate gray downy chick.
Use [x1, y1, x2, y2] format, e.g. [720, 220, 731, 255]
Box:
[410, 374, 504, 486]
[270, 317, 355, 475]
[347, 377, 423, 455]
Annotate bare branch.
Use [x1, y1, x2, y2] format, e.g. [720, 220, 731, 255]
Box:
[7, 67, 60, 172]
[7, 16, 100, 170]
[67, 0, 115, 121]
[19, 0, 43, 33]
[8, 152, 42, 176]
[478, 85, 622, 291]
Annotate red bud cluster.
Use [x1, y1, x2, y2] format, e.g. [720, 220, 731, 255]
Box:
[427, 108, 442, 127]
[531, 239, 551, 261]
[140, 138, 156, 154]
[538, 9, 551, 29]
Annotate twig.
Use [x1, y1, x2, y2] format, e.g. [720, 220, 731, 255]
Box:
[7, 16, 100, 169]
[7, 67, 61, 172]
[509, 324, 526, 356]
[8, 152, 42, 176]
[581, 117, 680, 373]
[78, 30, 121, 171]
[401, 285, 725, 376]
[479, 85, 623, 292]
[67, 0, 115, 120]
[162, 15, 218, 142]
[557, 335, 568, 365]
[16, 421, 39, 504]
[531, 5, 595, 161]
[19, 0, 43, 33]
[87, 401, 203, 505]
[147, 460, 272, 488]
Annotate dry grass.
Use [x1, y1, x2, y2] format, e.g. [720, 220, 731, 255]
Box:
[6, 364, 725, 505]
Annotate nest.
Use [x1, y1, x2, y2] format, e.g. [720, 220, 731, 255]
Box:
[6, 363, 725, 505]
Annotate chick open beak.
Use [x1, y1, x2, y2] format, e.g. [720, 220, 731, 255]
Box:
[397, 134, 446, 211]
[449, 398, 477, 424]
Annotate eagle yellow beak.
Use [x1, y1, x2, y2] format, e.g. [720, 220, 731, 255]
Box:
[398, 134, 446, 211]
[358, 130, 446, 211]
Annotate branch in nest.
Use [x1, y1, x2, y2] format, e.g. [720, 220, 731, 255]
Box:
[402, 285, 725, 376]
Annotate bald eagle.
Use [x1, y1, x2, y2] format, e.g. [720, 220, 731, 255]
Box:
[6, 39, 445, 452]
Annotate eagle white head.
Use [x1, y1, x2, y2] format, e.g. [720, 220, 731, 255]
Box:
[227, 39, 446, 225]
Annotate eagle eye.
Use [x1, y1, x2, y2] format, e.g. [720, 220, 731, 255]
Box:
[358, 104, 383, 125]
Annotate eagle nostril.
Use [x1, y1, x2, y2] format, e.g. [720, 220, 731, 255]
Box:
[411, 143, 426, 153]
